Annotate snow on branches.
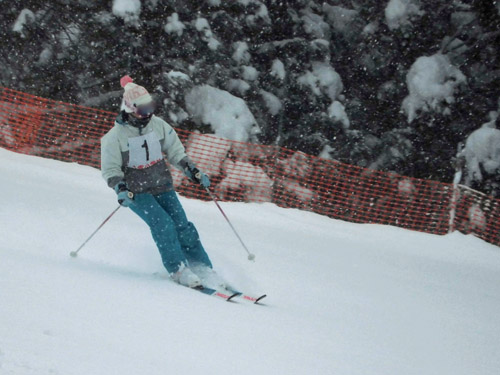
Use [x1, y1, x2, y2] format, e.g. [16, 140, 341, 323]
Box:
[402, 53, 466, 123]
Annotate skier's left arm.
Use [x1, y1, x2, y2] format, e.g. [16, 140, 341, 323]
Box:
[160, 120, 210, 187]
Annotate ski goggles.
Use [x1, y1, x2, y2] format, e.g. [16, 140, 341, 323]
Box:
[134, 102, 156, 118]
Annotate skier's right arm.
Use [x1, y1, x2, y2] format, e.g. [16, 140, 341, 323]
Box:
[101, 131, 125, 189]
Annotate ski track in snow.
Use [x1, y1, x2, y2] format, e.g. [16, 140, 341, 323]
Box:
[1, 147, 500, 375]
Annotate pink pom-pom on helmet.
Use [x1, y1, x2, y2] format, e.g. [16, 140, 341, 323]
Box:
[120, 75, 134, 88]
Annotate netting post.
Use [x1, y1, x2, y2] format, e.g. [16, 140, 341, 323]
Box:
[448, 163, 463, 234]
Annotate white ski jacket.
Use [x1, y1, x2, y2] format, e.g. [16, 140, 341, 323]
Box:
[101, 114, 189, 195]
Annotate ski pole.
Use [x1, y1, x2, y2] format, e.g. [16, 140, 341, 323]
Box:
[70, 205, 122, 258]
[203, 186, 256, 262]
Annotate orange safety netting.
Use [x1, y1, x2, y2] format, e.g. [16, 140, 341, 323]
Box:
[1, 86, 498, 247]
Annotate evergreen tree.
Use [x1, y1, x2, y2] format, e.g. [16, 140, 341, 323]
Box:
[1, 0, 499, 196]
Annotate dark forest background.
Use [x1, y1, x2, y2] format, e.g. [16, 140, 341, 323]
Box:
[1, 0, 499, 196]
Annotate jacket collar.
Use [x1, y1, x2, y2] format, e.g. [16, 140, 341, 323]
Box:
[116, 111, 154, 134]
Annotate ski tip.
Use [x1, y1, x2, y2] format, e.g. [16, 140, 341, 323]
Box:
[241, 294, 267, 304]
[254, 294, 267, 304]
[227, 292, 242, 302]
[214, 290, 241, 302]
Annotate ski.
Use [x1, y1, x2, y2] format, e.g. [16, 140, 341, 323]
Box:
[194, 285, 266, 304]
[224, 288, 267, 304]
[193, 286, 241, 302]
[240, 293, 267, 304]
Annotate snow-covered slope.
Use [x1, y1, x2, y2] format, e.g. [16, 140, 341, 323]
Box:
[1, 147, 500, 375]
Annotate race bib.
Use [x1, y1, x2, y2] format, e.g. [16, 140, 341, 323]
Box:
[127, 131, 163, 169]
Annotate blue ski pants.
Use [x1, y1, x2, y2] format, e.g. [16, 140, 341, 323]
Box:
[129, 190, 212, 274]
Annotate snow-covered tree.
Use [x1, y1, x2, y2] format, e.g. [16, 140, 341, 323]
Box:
[2, 0, 500, 196]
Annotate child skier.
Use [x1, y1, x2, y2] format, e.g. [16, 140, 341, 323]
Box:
[101, 75, 215, 288]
